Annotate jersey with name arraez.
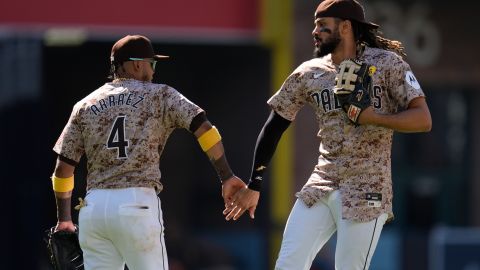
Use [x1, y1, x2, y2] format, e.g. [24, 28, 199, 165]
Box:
[268, 47, 425, 222]
[53, 79, 203, 192]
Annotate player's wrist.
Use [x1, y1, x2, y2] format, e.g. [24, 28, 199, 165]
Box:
[248, 166, 266, 191]
[212, 154, 234, 183]
[220, 174, 236, 184]
[247, 177, 262, 192]
[357, 106, 376, 125]
[55, 196, 72, 222]
[58, 216, 73, 222]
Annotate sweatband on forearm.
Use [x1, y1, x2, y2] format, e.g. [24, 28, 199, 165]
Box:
[197, 126, 222, 152]
[51, 175, 74, 192]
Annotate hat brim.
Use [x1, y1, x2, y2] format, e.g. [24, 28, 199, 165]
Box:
[154, 54, 169, 60]
[361, 21, 379, 29]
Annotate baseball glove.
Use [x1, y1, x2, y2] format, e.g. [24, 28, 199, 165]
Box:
[45, 226, 84, 270]
[333, 58, 376, 124]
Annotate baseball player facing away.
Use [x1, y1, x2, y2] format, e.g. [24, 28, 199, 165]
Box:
[224, 0, 432, 269]
[50, 34, 246, 270]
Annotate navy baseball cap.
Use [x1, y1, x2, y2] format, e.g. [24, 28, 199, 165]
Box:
[110, 35, 169, 64]
[315, 0, 379, 29]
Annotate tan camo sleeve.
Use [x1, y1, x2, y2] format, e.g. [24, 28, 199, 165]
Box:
[389, 56, 425, 109]
[53, 104, 85, 163]
[268, 72, 307, 121]
[163, 86, 204, 130]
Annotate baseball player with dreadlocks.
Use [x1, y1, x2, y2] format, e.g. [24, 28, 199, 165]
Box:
[224, 0, 432, 269]
[50, 34, 246, 270]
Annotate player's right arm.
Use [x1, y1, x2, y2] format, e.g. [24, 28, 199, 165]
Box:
[223, 110, 291, 221]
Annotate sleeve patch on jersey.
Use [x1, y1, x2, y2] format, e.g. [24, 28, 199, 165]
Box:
[366, 193, 382, 208]
[405, 71, 421, 90]
[367, 201, 382, 208]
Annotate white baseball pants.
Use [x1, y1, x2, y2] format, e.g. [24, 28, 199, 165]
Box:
[275, 190, 388, 270]
[78, 187, 168, 270]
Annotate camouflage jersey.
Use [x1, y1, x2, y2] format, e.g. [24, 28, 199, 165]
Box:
[268, 47, 425, 222]
[53, 79, 204, 192]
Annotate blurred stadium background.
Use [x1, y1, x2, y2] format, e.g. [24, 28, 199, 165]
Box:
[1, 0, 479, 269]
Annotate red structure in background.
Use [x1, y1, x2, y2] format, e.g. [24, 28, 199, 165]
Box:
[0, 0, 259, 31]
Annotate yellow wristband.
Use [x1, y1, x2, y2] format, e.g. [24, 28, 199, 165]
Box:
[51, 175, 74, 192]
[197, 126, 222, 152]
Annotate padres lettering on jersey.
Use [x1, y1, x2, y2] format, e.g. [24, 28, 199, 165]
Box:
[310, 89, 342, 113]
[54, 79, 204, 192]
[267, 47, 425, 222]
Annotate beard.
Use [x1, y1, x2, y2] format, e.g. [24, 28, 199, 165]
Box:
[314, 28, 341, 58]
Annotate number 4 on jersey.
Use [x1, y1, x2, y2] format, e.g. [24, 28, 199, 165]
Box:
[107, 115, 129, 159]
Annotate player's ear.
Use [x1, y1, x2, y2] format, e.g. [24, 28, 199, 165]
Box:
[132, 60, 142, 71]
[339, 19, 352, 36]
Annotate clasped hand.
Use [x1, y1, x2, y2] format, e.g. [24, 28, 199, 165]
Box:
[221, 176, 260, 221]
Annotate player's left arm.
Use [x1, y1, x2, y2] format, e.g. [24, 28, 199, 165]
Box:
[358, 96, 432, 132]
[190, 113, 246, 206]
[52, 105, 84, 233]
[51, 156, 77, 233]
[357, 57, 432, 132]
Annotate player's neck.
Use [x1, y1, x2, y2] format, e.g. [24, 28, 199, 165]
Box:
[332, 37, 357, 65]
[114, 72, 141, 81]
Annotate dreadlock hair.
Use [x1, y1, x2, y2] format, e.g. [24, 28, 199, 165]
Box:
[351, 20, 406, 58]
[107, 62, 116, 80]
[108, 61, 125, 80]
